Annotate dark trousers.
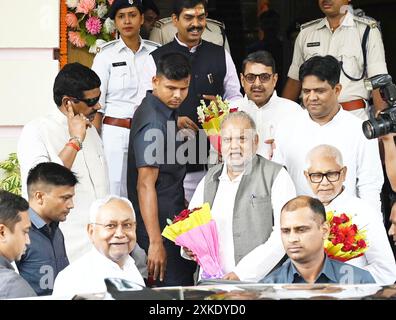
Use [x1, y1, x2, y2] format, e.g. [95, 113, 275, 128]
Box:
[138, 233, 196, 287]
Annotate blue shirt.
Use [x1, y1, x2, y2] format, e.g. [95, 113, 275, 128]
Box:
[260, 254, 375, 284]
[16, 208, 69, 296]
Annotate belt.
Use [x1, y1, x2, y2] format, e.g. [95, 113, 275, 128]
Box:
[103, 116, 132, 129]
[340, 99, 366, 111]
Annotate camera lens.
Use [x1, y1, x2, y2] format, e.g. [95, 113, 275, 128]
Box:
[362, 117, 391, 139]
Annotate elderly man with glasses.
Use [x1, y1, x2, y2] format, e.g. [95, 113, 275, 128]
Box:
[235, 51, 302, 160]
[52, 195, 145, 298]
[304, 144, 396, 284]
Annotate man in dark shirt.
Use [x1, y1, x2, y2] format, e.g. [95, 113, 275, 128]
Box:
[261, 195, 375, 284]
[0, 190, 36, 299]
[16, 162, 78, 295]
[127, 52, 196, 286]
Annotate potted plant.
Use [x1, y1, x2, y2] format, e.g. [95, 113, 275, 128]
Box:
[0, 153, 22, 195]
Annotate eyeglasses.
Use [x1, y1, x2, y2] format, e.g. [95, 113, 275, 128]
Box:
[91, 222, 135, 232]
[71, 96, 100, 107]
[243, 73, 273, 84]
[307, 168, 344, 183]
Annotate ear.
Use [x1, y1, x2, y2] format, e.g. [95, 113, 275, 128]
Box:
[321, 221, 330, 240]
[35, 191, 45, 206]
[171, 13, 178, 26]
[272, 73, 279, 87]
[342, 166, 347, 181]
[240, 73, 245, 86]
[334, 83, 342, 98]
[152, 75, 160, 90]
[304, 170, 309, 179]
[0, 224, 7, 242]
[87, 224, 94, 242]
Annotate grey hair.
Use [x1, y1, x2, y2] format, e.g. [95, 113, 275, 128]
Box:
[220, 111, 257, 133]
[305, 144, 344, 170]
[89, 195, 135, 223]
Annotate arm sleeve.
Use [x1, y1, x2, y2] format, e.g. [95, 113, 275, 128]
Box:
[366, 27, 388, 77]
[140, 55, 156, 95]
[233, 168, 296, 282]
[223, 50, 243, 102]
[287, 31, 305, 80]
[91, 53, 110, 114]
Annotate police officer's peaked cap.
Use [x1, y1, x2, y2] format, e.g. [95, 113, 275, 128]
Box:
[108, 0, 143, 19]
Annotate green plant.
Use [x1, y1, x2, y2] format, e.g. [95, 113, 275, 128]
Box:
[0, 153, 22, 195]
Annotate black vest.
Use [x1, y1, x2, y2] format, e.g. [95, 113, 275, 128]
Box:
[151, 40, 227, 171]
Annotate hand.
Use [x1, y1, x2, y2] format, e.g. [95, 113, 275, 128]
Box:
[222, 272, 240, 281]
[182, 247, 196, 261]
[147, 242, 167, 282]
[264, 138, 275, 160]
[177, 116, 199, 132]
[66, 105, 89, 141]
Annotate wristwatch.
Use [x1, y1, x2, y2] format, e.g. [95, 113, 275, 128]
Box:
[69, 136, 83, 150]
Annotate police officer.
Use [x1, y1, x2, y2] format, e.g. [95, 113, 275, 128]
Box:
[140, 0, 160, 39]
[149, 12, 230, 52]
[282, 0, 388, 120]
[91, 0, 160, 197]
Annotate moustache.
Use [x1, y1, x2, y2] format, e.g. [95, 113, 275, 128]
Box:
[187, 26, 204, 33]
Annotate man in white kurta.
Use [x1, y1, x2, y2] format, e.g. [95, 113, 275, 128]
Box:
[18, 63, 109, 262]
[52, 196, 144, 297]
[272, 55, 383, 212]
[235, 50, 303, 159]
[188, 111, 296, 282]
[304, 144, 396, 284]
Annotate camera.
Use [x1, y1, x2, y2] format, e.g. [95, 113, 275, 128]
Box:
[362, 74, 396, 139]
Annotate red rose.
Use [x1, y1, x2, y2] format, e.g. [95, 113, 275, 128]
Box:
[173, 209, 191, 223]
[357, 239, 367, 248]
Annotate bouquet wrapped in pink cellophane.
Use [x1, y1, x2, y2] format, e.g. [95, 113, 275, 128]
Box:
[162, 203, 224, 279]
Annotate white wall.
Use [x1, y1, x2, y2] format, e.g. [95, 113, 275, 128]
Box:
[0, 1, 60, 163]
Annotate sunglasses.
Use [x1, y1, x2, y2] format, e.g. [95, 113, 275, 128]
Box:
[243, 73, 273, 84]
[70, 96, 100, 107]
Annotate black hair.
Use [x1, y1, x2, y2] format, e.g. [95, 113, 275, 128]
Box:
[299, 55, 341, 88]
[27, 162, 78, 198]
[0, 190, 29, 232]
[242, 50, 276, 74]
[53, 62, 101, 107]
[258, 9, 280, 39]
[172, 0, 207, 17]
[281, 195, 326, 224]
[142, 0, 160, 16]
[156, 52, 191, 80]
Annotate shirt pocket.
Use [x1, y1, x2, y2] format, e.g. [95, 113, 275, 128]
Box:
[337, 47, 363, 79]
[108, 66, 137, 93]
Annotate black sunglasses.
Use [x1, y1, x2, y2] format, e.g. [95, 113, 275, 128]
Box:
[243, 73, 273, 84]
[71, 96, 100, 107]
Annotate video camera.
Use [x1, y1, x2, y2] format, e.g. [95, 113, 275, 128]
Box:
[362, 74, 396, 139]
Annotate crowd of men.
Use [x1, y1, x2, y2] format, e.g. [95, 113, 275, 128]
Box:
[1, 0, 396, 299]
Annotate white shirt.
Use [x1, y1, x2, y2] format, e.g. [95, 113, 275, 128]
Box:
[17, 107, 110, 262]
[235, 91, 303, 159]
[141, 36, 242, 102]
[52, 248, 145, 298]
[288, 10, 387, 102]
[91, 38, 159, 118]
[189, 164, 296, 282]
[325, 191, 396, 285]
[272, 108, 383, 214]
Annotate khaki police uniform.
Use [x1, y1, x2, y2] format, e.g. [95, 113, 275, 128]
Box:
[288, 10, 387, 119]
[91, 37, 160, 197]
[149, 17, 230, 52]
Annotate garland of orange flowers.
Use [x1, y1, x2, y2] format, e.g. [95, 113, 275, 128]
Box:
[59, 0, 68, 68]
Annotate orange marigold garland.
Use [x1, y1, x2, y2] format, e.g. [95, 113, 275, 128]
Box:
[60, 0, 68, 68]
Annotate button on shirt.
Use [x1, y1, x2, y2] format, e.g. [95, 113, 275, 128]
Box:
[325, 191, 396, 285]
[127, 92, 186, 236]
[16, 208, 69, 296]
[235, 91, 303, 159]
[92, 38, 160, 119]
[272, 108, 383, 213]
[189, 165, 296, 281]
[52, 248, 145, 298]
[288, 10, 387, 102]
[261, 254, 375, 284]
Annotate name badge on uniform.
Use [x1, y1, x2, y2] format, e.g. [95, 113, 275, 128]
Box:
[307, 42, 320, 47]
[112, 62, 127, 67]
